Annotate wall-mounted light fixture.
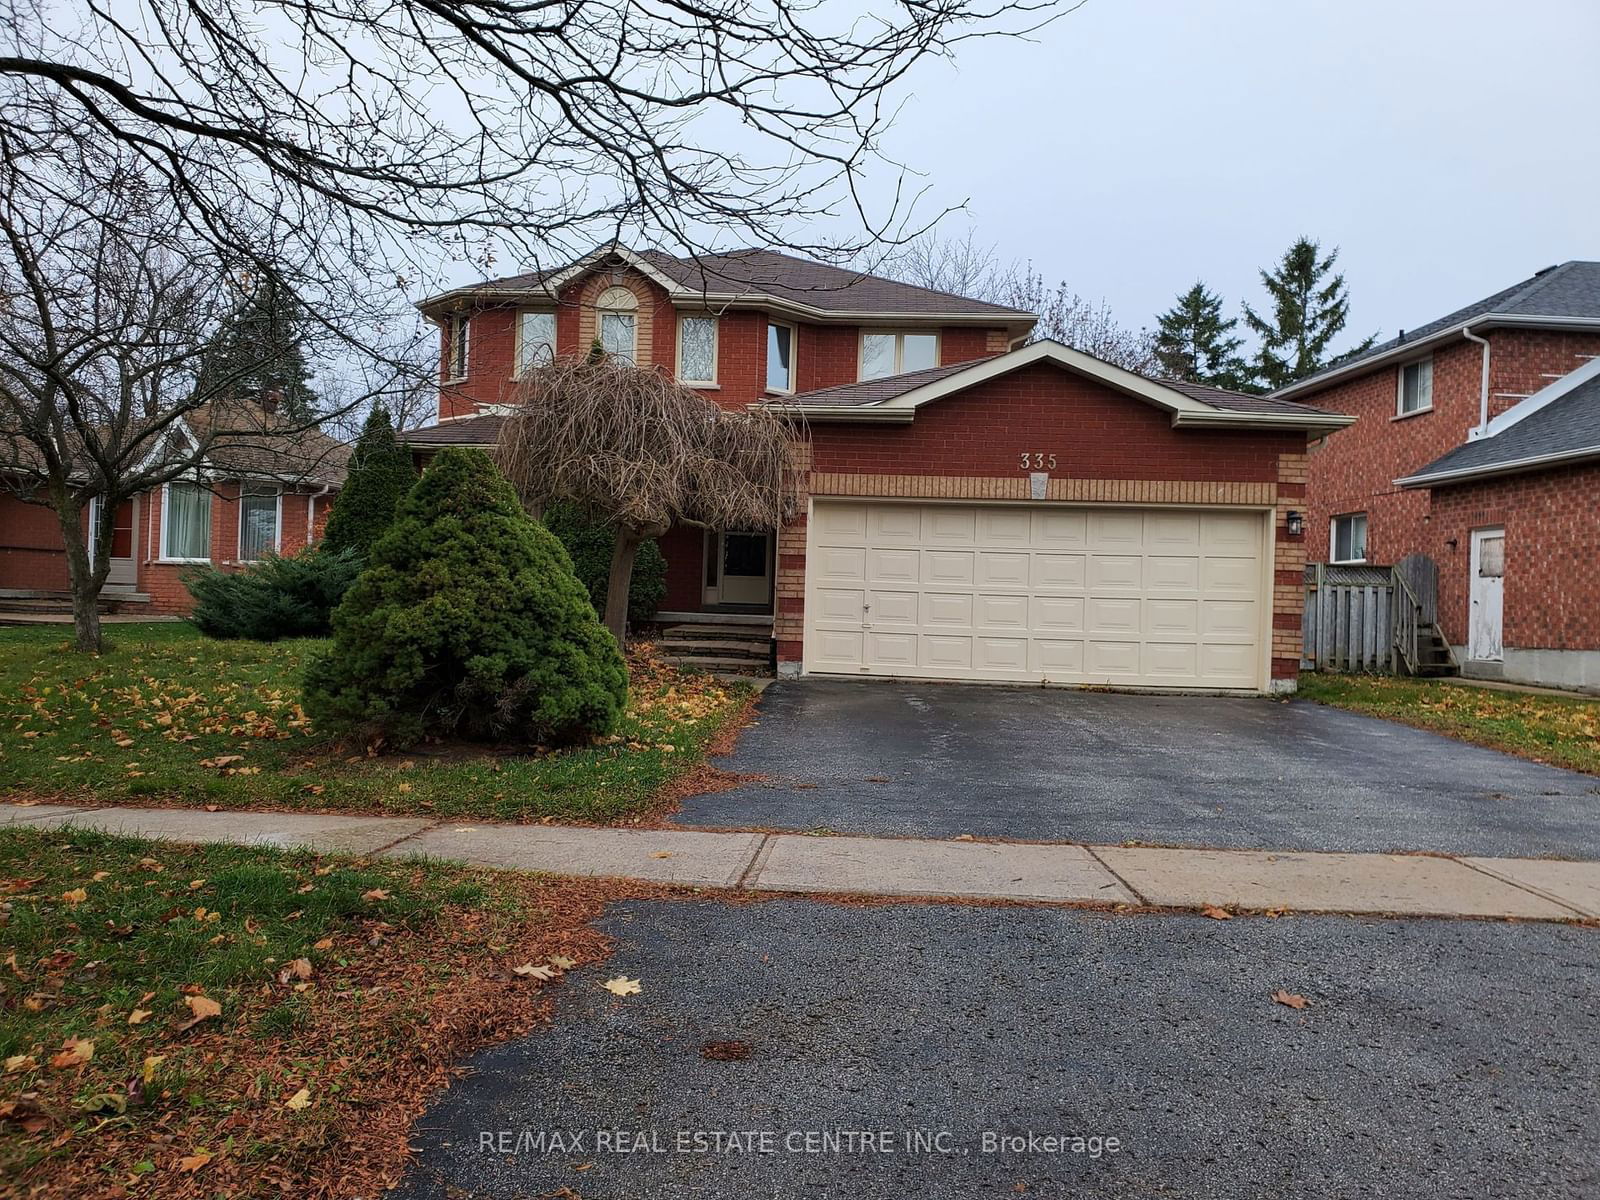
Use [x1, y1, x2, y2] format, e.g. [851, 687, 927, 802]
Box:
[1286, 510, 1305, 537]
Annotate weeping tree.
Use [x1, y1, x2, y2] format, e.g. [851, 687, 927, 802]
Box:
[495, 358, 800, 643]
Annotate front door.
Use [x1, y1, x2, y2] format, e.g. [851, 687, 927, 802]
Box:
[711, 531, 773, 607]
[1469, 526, 1505, 662]
[89, 496, 138, 589]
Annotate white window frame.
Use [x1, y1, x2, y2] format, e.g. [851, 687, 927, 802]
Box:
[1330, 512, 1369, 565]
[159, 481, 214, 564]
[676, 314, 719, 386]
[513, 309, 558, 378]
[236, 484, 283, 563]
[858, 329, 941, 381]
[766, 320, 796, 394]
[1396, 356, 1433, 417]
[444, 313, 470, 382]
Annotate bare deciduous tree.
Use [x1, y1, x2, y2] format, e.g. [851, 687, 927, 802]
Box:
[495, 358, 799, 643]
[0, 128, 369, 651]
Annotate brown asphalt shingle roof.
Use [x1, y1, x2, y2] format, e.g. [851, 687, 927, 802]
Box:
[396, 414, 506, 447]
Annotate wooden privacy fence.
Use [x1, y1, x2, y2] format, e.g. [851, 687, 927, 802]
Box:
[1303, 563, 1397, 672]
[1303, 555, 1444, 674]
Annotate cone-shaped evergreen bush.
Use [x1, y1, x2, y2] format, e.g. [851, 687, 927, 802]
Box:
[321, 406, 415, 558]
[303, 448, 628, 746]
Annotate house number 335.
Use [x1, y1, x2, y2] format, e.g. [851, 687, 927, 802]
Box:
[1018, 452, 1057, 470]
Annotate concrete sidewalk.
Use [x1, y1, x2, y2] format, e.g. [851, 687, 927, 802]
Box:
[4, 801, 1599, 921]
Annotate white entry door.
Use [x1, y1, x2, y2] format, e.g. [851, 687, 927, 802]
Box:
[88, 496, 139, 589]
[1469, 527, 1505, 662]
[805, 500, 1269, 689]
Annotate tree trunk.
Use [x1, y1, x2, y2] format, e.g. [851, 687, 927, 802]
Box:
[71, 582, 104, 655]
[52, 484, 112, 654]
[603, 528, 642, 646]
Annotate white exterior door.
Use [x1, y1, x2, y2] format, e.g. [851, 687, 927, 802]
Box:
[1469, 527, 1505, 662]
[805, 500, 1268, 689]
[88, 496, 139, 589]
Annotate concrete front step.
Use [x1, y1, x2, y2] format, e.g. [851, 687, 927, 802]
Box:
[657, 638, 770, 659]
[662, 653, 773, 674]
[661, 623, 772, 642]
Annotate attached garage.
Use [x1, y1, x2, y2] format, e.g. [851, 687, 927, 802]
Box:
[767, 341, 1355, 695]
[806, 500, 1268, 689]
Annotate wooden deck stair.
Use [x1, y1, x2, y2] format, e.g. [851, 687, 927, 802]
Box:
[654, 620, 773, 677]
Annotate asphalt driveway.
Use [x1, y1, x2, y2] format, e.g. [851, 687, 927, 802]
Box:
[393, 900, 1600, 1200]
[676, 680, 1600, 857]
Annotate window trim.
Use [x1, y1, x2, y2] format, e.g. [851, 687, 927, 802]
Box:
[858, 328, 941, 382]
[676, 314, 720, 386]
[1395, 355, 1434, 418]
[513, 308, 558, 378]
[1330, 512, 1369, 565]
[444, 313, 470, 383]
[765, 320, 797, 395]
[236, 484, 283, 563]
[158, 481, 214, 564]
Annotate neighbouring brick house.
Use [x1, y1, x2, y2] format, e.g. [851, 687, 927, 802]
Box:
[0, 400, 348, 615]
[406, 244, 1352, 693]
[1274, 260, 1600, 691]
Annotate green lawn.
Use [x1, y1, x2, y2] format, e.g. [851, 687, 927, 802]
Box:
[1298, 673, 1600, 775]
[0, 623, 751, 821]
[0, 826, 646, 1198]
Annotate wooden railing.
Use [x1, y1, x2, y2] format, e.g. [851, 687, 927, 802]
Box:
[1302, 554, 1443, 676]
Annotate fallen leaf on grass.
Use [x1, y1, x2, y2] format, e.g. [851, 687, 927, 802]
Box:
[362, 888, 391, 902]
[50, 1037, 94, 1068]
[602, 976, 642, 997]
[1271, 989, 1309, 1010]
[5, 1054, 38, 1074]
[197, 755, 243, 769]
[1201, 905, 1232, 921]
[313, 937, 334, 951]
[127, 1009, 152, 1026]
[177, 1150, 213, 1172]
[178, 994, 222, 1031]
[513, 964, 558, 981]
[284, 1088, 312, 1111]
[61, 887, 88, 905]
[141, 1055, 165, 1084]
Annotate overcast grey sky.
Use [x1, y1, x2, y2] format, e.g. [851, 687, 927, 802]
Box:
[846, 0, 1600, 346]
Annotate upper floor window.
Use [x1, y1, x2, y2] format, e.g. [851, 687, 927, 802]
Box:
[238, 484, 281, 562]
[767, 321, 794, 392]
[516, 310, 557, 376]
[445, 314, 470, 381]
[1398, 357, 1433, 415]
[1331, 512, 1368, 564]
[678, 315, 718, 385]
[161, 482, 212, 563]
[860, 331, 939, 381]
[596, 285, 637, 364]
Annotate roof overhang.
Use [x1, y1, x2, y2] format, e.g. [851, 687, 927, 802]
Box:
[762, 340, 1356, 434]
[1396, 443, 1600, 489]
[1275, 315, 1600, 400]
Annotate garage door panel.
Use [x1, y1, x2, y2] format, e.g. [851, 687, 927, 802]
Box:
[921, 550, 975, 586]
[1032, 553, 1086, 589]
[815, 588, 866, 623]
[868, 506, 920, 543]
[921, 592, 973, 627]
[976, 551, 1030, 587]
[1087, 597, 1141, 634]
[1088, 555, 1143, 591]
[921, 634, 973, 670]
[871, 590, 919, 625]
[1031, 595, 1085, 632]
[867, 548, 919, 584]
[1143, 641, 1199, 679]
[923, 507, 977, 544]
[807, 501, 1265, 690]
[977, 594, 1029, 629]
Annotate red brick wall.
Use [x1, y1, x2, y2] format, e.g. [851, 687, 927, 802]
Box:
[1299, 329, 1600, 563]
[0, 493, 76, 590]
[810, 362, 1300, 481]
[1422, 461, 1600, 651]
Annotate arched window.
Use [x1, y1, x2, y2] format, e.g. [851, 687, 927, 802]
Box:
[596, 285, 638, 364]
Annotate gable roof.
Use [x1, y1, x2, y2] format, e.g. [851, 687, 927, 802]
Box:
[765, 340, 1355, 433]
[1396, 357, 1600, 487]
[1276, 260, 1600, 400]
[416, 243, 1036, 330]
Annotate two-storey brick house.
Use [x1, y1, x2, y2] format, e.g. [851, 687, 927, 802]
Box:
[1276, 261, 1600, 690]
[406, 244, 1352, 693]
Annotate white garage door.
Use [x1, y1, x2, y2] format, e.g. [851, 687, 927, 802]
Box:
[805, 501, 1267, 689]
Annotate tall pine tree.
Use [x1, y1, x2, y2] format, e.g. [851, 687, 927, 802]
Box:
[1154, 282, 1249, 391]
[1242, 238, 1376, 392]
[322, 407, 416, 558]
[200, 279, 320, 419]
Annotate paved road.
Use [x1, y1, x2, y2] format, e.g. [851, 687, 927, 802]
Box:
[676, 680, 1600, 856]
[393, 900, 1600, 1200]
